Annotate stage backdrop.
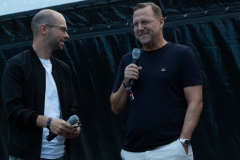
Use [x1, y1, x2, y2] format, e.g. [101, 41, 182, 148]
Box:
[1, 0, 240, 159]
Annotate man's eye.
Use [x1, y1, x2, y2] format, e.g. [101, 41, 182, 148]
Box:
[141, 21, 148, 25]
[133, 23, 138, 27]
[60, 27, 67, 32]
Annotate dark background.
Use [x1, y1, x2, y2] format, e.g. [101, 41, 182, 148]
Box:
[1, 0, 240, 159]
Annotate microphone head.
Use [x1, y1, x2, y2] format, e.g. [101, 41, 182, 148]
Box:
[67, 115, 79, 124]
[132, 48, 141, 59]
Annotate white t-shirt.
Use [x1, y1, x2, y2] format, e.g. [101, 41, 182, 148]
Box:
[39, 58, 65, 159]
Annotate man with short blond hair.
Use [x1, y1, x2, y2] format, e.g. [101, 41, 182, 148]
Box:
[110, 2, 203, 160]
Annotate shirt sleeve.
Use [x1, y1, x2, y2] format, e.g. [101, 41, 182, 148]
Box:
[180, 48, 203, 87]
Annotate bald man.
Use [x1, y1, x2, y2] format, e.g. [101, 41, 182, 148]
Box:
[2, 9, 80, 160]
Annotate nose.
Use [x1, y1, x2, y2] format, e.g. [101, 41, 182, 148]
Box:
[64, 32, 70, 39]
[136, 23, 145, 30]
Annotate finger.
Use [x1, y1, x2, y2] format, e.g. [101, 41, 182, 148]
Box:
[125, 68, 139, 77]
[127, 64, 138, 68]
[125, 66, 138, 72]
[65, 130, 80, 139]
[57, 123, 73, 134]
[126, 71, 139, 78]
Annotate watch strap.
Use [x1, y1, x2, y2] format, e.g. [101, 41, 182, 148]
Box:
[46, 117, 52, 130]
[122, 80, 131, 91]
[179, 138, 191, 147]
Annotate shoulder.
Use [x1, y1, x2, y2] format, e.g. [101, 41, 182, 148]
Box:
[6, 49, 30, 66]
[120, 51, 133, 66]
[168, 42, 191, 51]
[167, 43, 195, 59]
[50, 57, 73, 79]
[122, 51, 132, 59]
[51, 57, 70, 70]
[9, 49, 29, 60]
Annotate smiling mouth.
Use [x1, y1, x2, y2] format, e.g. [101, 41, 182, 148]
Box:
[139, 33, 149, 37]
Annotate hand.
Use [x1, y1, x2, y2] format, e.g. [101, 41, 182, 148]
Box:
[65, 123, 81, 139]
[124, 64, 142, 85]
[49, 118, 73, 137]
[181, 143, 188, 154]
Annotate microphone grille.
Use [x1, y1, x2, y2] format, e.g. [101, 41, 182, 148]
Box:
[132, 48, 141, 59]
[67, 115, 79, 124]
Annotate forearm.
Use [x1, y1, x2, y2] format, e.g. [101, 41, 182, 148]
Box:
[36, 115, 49, 128]
[180, 101, 203, 139]
[37, 115, 78, 138]
[110, 84, 129, 115]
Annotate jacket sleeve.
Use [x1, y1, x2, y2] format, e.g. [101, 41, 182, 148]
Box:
[2, 58, 38, 127]
[67, 69, 80, 117]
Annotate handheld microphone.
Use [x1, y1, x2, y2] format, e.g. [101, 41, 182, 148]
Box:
[130, 48, 141, 86]
[46, 115, 79, 142]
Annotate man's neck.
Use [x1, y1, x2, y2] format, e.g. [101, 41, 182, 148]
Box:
[32, 44, 52, 59]
[143, 39, 168, 51]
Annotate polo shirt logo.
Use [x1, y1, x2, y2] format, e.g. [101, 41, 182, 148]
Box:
[161, 68, 166, 71]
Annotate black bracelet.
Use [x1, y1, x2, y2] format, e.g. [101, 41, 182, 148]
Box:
[46, 117, 52, 130]
[122, 80, 131, 91]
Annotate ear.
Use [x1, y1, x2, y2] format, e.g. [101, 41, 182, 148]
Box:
[40, 24, 47, 35]
[159, 17, 164, 28]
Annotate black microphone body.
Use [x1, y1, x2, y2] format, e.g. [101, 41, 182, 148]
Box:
[130, 48, 141, 86]
[46, 115, 79, 142]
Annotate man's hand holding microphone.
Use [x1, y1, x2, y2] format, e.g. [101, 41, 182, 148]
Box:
[44, 115, 81, 141]
[124, 48, 142, 86]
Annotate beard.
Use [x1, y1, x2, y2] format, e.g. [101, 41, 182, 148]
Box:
[52, 39, 65, 51]
[48, 32, 65, 51]
[138, 33, 151, 45]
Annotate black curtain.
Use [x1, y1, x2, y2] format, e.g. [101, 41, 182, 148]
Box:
[1, 0, 240, 160]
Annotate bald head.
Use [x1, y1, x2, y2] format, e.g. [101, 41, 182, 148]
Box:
[31, 9, 64, 36]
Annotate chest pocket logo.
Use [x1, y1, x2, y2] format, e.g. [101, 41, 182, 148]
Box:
[161, 68, 166, 71]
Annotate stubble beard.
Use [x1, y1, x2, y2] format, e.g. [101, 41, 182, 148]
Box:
[138, 35, 151, 45]
[48, 32, 63, 51]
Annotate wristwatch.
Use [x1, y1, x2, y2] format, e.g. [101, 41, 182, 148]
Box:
[179, 138, 191, 147]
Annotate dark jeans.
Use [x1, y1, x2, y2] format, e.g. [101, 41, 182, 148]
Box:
[9, 155, 66, 160]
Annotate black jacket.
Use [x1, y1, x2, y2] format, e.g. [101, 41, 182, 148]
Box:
[2, 48, 79, 160]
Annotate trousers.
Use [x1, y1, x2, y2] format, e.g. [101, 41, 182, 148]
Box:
[121, 139, 194, 160]
[9, 155, 66, 160]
